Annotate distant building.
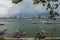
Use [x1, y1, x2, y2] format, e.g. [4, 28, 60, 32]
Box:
[40, 16, 45, 19]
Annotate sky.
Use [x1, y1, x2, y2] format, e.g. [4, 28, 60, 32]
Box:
[0, 0, 60, 17]
[0, 0, 14, 16]
[0, 0, 47, 17]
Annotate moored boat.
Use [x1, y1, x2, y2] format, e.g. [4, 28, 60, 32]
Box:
[0, 24, 4, 25]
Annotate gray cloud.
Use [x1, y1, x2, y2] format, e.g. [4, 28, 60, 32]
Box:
[7, 0, 47, 15]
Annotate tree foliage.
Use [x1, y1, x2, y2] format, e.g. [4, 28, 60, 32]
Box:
[35, 26, 46, 40]
[12, 0, 60, 20]
[12, 0, 23, 4]
[0, 37, 5, 40]
[33, 0, 59, 20]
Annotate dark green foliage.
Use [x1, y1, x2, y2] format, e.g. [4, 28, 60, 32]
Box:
[47, 0, 50, 2]
[54, 4, 59, 9]
[0, 37, 5, 40]
[35, 32, 45, 40]
[33, 0, 47, 5]
[34, 26, 46, 40]
[55, 12, 59, 16]
[47, 3, 52, 10]
[35, 32, 41, 40]
[48, 10, 59, 20]
[33, 0, 40, 4]
[33, 0, 60, 20]
[12, 0, 23, 4]
[52, 0, 58, 2]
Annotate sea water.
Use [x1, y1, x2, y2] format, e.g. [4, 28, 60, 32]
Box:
[0, 19, 60, 38]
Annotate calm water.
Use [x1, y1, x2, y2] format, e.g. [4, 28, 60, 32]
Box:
[0, 19, 60, 38]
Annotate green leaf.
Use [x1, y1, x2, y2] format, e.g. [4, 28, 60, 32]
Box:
[59, 3, 60, 5]
[54, 4, 58, 9]
[55, 12, 59, 16]
[33, 0, 38, 4]
[43, 3, 45, 6]
[52, 0, 58, 2]
[47, 0, 50, 2]
[47, 3, 52, 9]
[12, 0, 23, 4]
[54, 0, 58, 2]
[53, 18, 56, 20]
[0, 37, 5, 40]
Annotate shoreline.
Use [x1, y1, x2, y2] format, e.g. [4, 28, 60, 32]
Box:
[2, 37, 60, 40]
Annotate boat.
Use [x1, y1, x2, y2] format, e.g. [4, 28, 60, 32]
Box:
[32, 21, 37, 24]
[0, 24, 4, 25]
[44, 22, 60, 24]
[41, 21, 47, 24]
[55, 24, 60, 27]
[41, 21, 60, 24]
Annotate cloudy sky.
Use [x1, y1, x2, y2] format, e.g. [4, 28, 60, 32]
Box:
[0, 0, 60, 17]
[0, 0, 14, 16]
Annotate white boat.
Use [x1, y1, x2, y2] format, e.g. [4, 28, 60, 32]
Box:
[32, 21, 37, 24]
[41, 21, 47, 24]
[41, 20, 60, 24]
[56, 24, 60, 27]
